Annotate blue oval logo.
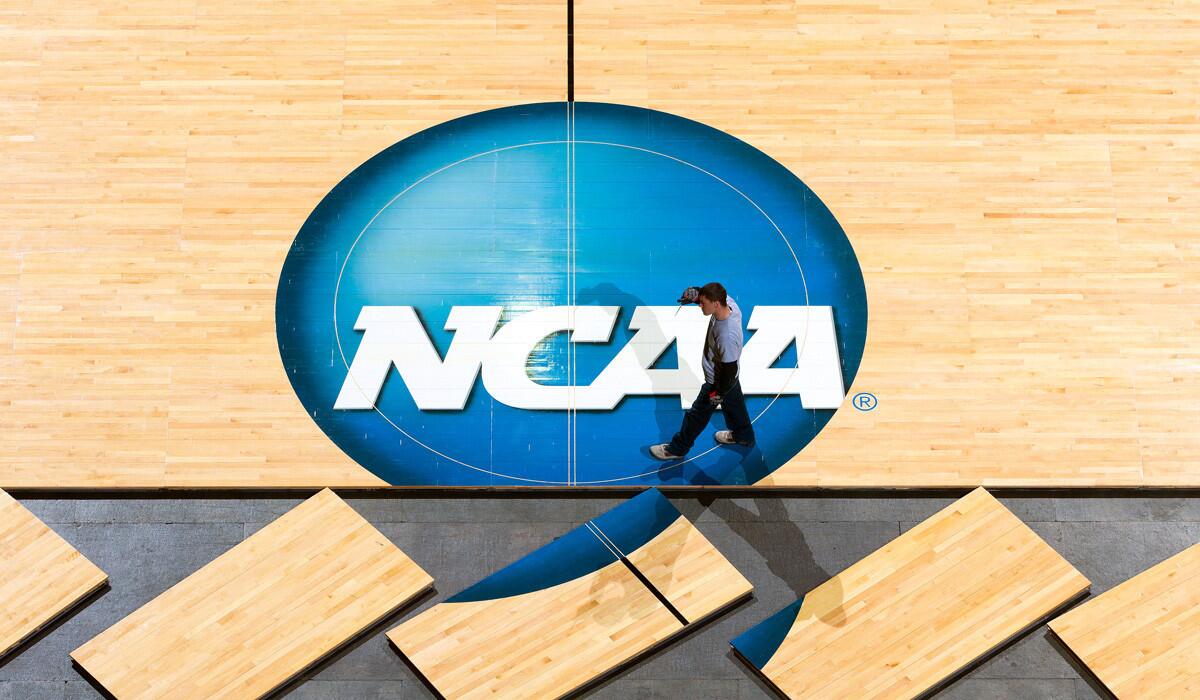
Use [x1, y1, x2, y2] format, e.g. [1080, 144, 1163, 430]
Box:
[277, 102, 867, 485]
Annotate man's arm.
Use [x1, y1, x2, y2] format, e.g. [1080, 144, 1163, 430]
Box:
[710, 360, 739, 405]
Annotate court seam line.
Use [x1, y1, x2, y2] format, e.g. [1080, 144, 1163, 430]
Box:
[567, 0, 574, 102]
[584, 521, 690, 626]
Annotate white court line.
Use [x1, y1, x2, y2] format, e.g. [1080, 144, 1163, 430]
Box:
[584, 521, 624, 559]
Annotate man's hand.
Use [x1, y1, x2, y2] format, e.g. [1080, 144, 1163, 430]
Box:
[708, 391, 722, 408]
[677, 286, 701, 304]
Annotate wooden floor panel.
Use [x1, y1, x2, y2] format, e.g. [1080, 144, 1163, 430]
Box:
[1050, 543, 1200, 699]
[390, 559, 684, 700]
[0, 0, 564, 488]
[0, 489, 107, 660]
[623, 515, 753, 624]
[71, 489, 432, 699]
[576, 0, 1200, 487]
[1, 0, 1198, 486]
[731, 488, 1090, 699]
[389, 490, 751, 699]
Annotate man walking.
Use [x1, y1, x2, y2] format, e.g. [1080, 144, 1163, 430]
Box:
[650, 282, 756, 460]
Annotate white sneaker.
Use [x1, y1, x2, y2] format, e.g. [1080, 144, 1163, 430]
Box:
[715, 430, 755, 447]
[650, 444, 682, 460]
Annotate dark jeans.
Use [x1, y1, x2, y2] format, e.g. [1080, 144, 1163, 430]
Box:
[667, 380, 755, 456]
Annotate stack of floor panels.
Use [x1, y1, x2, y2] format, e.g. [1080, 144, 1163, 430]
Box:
[1050, 542, 1200, 699]
[0, 489, 107, 660]
[388, 488, 752, 699]
[731, 487, 1090, 699]
[71, 489, 432, 699]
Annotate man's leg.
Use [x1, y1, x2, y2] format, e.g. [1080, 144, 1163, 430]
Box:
[720, 380, 756, 445]
[667, 383, 717, 456]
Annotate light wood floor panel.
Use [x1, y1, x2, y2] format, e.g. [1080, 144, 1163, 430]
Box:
[0, 0, 564, 487]
[0, 489, 107, 660]
[389, 560, 684, 700]
[71, 489, 432, 699]
[4, 0, 1198, 486]
[390, 490, 752, 698]
[1050, 542, 1200, 699]
[576, 0, 1200, 487]
[731, 488, 1090, 699]
[624, 515, 753, 624]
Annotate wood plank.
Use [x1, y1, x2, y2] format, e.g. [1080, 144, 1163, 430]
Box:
[71, 489, 432, 699]
[576, 0, 1200, 487]
[6, 0, 1199, 487]
[1050, 542, 1200, 699]
[391, 558, 683, 700]
[0, 0, 563, 488]
[0, 489, 107, 659]
[389, 489, 751, 698]
[731, 488, 1090, 699]
[623, 515, 753, 624]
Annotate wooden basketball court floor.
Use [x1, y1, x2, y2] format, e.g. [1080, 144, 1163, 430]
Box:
[1, 0, 1199, 488]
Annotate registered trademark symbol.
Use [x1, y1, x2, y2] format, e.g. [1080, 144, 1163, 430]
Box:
[852, 392, 877, 411]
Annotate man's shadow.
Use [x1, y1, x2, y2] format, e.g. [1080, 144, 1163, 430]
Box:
[700, 497, 846, 626]
[569, 288, 845, 612]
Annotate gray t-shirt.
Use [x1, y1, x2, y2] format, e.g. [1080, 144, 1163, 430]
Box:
[702, 297, 743, 384]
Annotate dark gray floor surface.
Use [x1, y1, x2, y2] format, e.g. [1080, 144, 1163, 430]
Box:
[2, 492, 1197, 699]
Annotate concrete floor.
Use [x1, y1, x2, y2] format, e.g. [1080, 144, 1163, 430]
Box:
[1, 493, 1196, 699]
